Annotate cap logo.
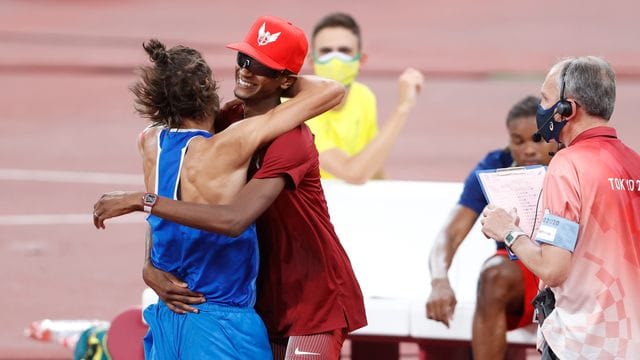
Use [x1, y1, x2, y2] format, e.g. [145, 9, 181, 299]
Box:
[257, 22, 281, 46]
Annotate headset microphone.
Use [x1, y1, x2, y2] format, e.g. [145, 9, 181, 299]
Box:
[532, 113, 555, 143]
[535, 61, 574, 143]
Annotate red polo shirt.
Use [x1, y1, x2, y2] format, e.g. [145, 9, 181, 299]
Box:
[536, 126, 640, 357]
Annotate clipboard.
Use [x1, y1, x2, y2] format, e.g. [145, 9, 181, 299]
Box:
[475, 165, 546, 260]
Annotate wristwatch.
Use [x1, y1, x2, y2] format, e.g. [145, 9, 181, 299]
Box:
[504, 230, 527, 248]
[142, 193, 158, 213]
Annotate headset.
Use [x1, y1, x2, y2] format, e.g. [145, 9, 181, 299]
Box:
[556, 62, 574, 118]
[532, 60, 574, 149]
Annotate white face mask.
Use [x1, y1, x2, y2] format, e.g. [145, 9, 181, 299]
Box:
[313, 51, 361, 86]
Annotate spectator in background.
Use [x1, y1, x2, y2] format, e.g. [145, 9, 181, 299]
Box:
[426, 96, 557, 359]
[307, 12, 424, 184]
[482, 56, 640, 359]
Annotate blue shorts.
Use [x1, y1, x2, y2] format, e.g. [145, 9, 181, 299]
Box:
[143, 301, 271, 360]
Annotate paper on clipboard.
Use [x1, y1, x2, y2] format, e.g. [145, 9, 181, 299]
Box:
[475, 165, 546, 259]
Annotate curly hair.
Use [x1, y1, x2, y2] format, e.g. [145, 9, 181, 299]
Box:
[130, 39, 220, 128]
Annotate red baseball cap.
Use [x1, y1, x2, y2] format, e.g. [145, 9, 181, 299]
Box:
[227, 15, 308, 74]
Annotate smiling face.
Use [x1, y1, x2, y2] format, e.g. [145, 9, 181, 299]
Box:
[233, 54, 286, 102]
[508, 116, 557, 166]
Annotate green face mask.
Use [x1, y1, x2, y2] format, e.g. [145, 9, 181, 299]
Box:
[313, 52, 361, 86]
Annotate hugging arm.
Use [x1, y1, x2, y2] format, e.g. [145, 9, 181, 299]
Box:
[209, 76, 344, 170]
[142, 226, 206, 314]
[248, 75, 344, 147]
[138, 177, 284, 313]
[146, 176, 285, 237]
[138, 177, 286, 313]
[93, 77, 341, 226]
[94, 176, 285, 235]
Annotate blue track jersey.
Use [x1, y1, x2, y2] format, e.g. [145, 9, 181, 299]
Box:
[147, 128, 259, 307]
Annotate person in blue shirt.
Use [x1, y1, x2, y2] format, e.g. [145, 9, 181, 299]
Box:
[425, 96, 557, 359]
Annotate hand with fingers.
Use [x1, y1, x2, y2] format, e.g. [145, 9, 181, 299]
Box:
[143, 262, 206, 314]
[426, 278, 457, 328]
[93, 191, 144, 229]
[480, 204, 521, 242]
[397, 67, 425, 112]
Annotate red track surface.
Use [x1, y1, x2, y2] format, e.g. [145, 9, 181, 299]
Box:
[1, 1, 639, 358]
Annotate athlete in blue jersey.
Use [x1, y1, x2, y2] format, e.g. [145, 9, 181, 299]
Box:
[147, 128, 262, 308]
[144, 128, 267, 359]
[94, 39, 344, 359]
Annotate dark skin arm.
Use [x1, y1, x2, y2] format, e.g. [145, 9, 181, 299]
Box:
[94, 177, 285, 235]
[142, 226, 206, 314]
[144, 177, 285, 237]
[425, 205, 479, 327]
[94, 177, 286, 313]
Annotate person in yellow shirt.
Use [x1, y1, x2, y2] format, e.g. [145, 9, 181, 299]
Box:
[308, 13, 424, 183]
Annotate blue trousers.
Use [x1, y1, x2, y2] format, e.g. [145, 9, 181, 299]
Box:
[143, 301, 271, 359]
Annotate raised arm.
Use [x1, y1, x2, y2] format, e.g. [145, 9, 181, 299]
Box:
[253, 75, 345, 145]
[426, 205, 479, 327]
[319, 68, 424, 184]
[207, 76, 344, 166]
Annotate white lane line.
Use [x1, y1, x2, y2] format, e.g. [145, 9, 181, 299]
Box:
[0, 168, 142, 185]
[0, 213, 146, 225]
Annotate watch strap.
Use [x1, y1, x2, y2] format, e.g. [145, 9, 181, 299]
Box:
[142, 193, 158, 213]
[505, 230, 527, 248]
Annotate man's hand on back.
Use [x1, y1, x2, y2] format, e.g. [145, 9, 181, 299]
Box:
[143, 262, 205, 314]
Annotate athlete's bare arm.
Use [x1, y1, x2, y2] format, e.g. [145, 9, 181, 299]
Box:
[206, 75, 343, 165]
[178, 76, 343, 205]
[141, 225, 205, 314]
[93, 79, 343, 313]
[93, 76, 343, 223]
[426, 205, 479, 327]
